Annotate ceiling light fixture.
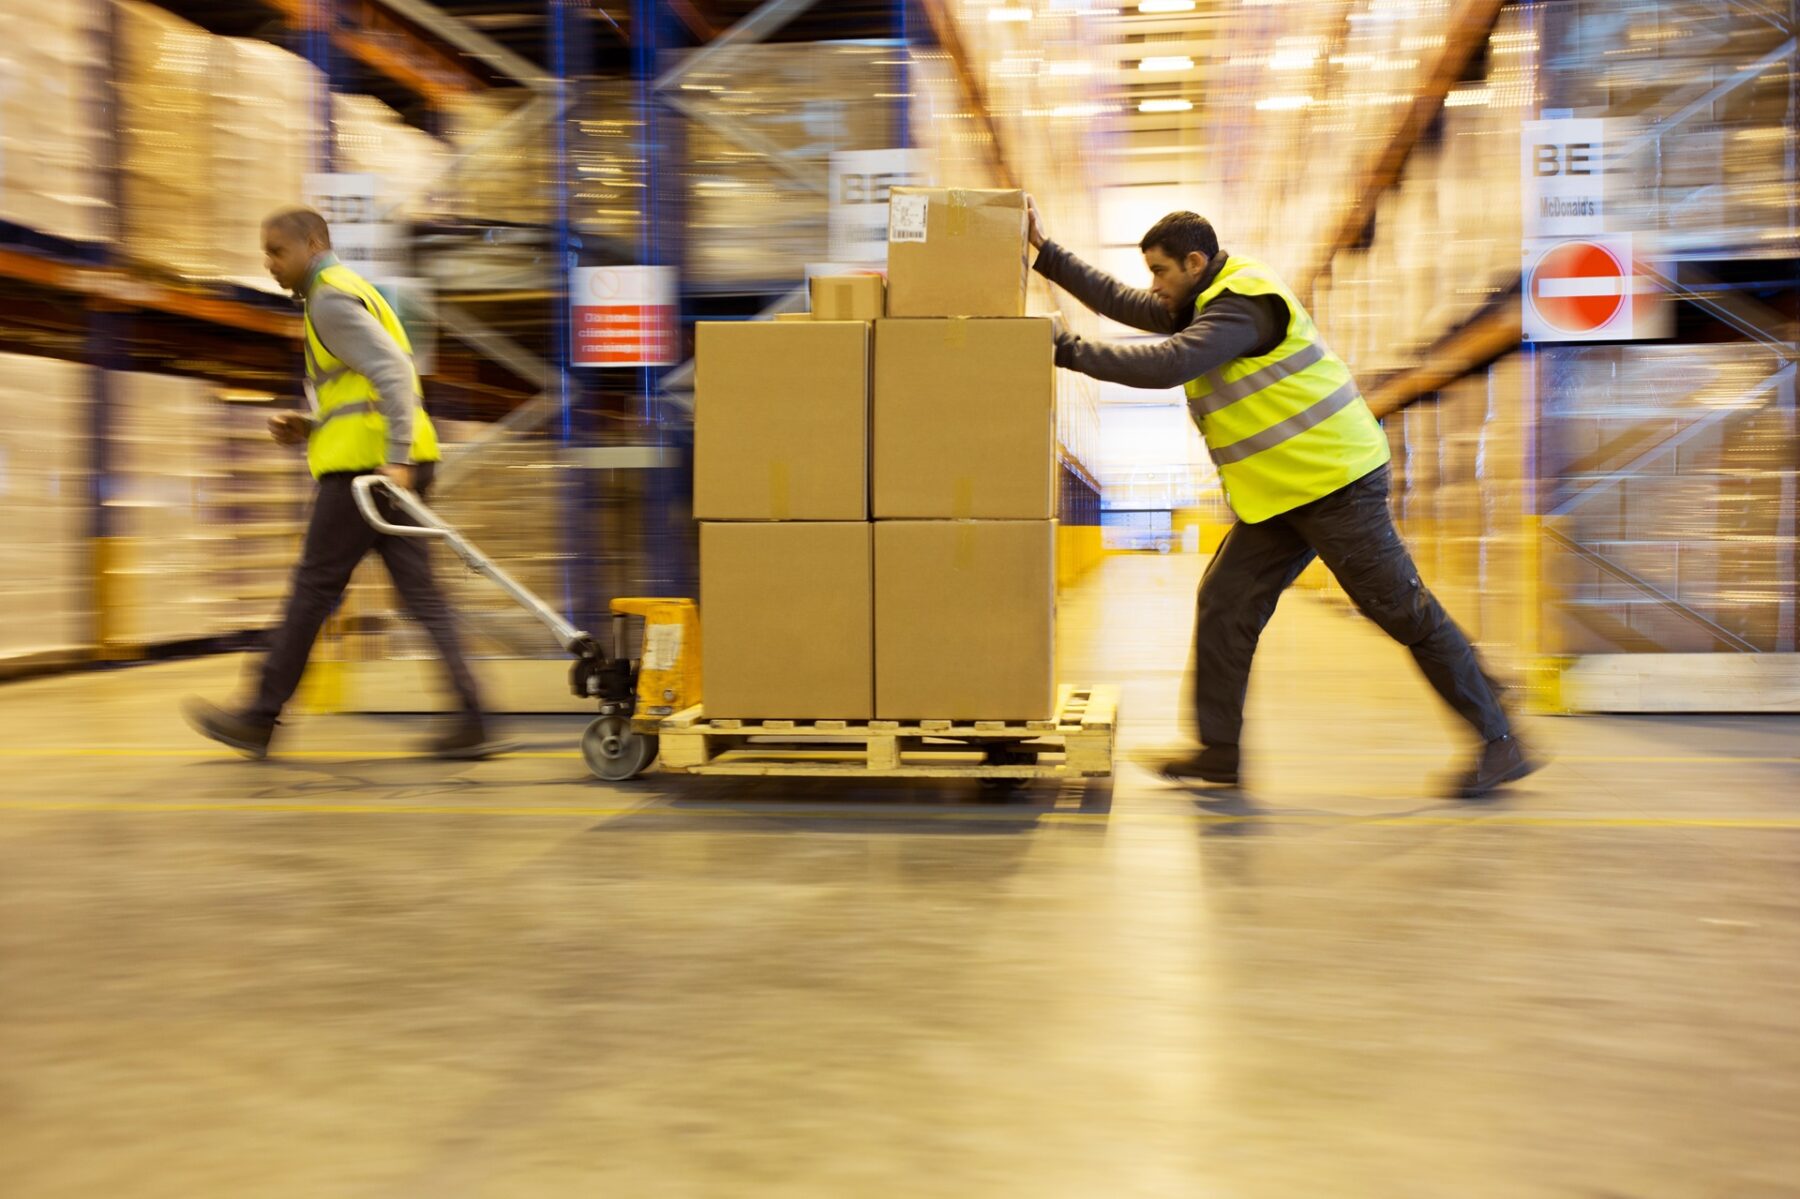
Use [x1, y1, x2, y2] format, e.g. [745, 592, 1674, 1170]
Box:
[988, 5, 1033, 20]
[1138, 98, 1193, 112]
[1138, 0, 1196, 11]
[1138, 55, 1194, 71]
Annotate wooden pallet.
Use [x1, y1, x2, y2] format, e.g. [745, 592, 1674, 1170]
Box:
[655, 685, 1117, 780]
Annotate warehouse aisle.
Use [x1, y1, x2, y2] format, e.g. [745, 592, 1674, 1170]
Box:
[2, 553, 1798, 1198]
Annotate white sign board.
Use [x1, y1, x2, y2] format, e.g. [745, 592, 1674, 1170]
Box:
[571, 265, 678, 368]
[828, 149, 926, 264]
[1522, 118, 1607, 238]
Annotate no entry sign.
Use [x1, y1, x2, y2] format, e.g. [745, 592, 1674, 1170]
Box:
[1523, 235, 1652, 342]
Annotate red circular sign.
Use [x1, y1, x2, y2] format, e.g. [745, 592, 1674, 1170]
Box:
[1529, 240, 1627, 335]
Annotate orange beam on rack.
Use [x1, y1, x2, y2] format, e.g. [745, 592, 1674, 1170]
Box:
[1300, 0, 1509, 298]
[0, 248, 301, 340]
[917, 0, 1019, 190]
[263, 0, 483, 106]
[1365, 286, 1522, 418]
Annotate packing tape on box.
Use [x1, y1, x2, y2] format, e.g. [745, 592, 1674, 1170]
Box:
[953, 478, 974, 520]
[945, 321, 967, 348]
[947, 189, 970, 238]
[955, 523, 976, 571]
[769, 462, 791, 519]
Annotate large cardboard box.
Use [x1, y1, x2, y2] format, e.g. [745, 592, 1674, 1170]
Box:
[695, 321, 870, 521]
[810, 274, 885, 320]
[875, 520, 1056, 721]
[873, 318, 1055, 519]
[885, 187, 1028, 318]
[701, 522, 873, 719]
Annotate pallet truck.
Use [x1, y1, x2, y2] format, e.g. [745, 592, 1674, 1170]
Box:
[353, 475, 1116, 787]
[353, 474, 695, 781]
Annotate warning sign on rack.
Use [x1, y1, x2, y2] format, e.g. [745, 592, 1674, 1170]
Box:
[572, 266, 678, 368]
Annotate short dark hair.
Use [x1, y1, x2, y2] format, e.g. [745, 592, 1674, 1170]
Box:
[1139, 211, 1218, 262]
[262, 206, 332, 248]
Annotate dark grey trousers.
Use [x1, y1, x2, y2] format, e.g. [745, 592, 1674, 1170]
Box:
[1192, 464, 1510, 750]
[247, 464, 484, 725]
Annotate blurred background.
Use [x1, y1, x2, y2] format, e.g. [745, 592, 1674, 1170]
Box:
[0, 0, 1795, 714]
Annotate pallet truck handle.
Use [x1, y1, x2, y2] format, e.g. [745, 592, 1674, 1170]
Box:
[350, 473, 590, 655]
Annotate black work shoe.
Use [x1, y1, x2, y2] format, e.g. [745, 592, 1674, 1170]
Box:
[1456, 734, 1542, 800]
[1161, 744, 1241, 787]
[183, 698, 274, 760]
[423, 716, 509, 761]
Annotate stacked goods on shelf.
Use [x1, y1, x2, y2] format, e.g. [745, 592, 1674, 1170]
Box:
[211, 38, 321, 283]
[1311, 5, 1535, 379]
[114, 2, 216, 276]
[103, 370, 212, 645]
[1539, 344, 1795, 654]
[680, 42, 904, 285]
[0, 0, 107, 242]
[202, 397, 310, 632]
[1552, 0, 1796, 258]
[0, 355, 91, 660]
[696, 187, 1057, 722]
[443, 93, 550, 227]
[332, 93, 450, 218]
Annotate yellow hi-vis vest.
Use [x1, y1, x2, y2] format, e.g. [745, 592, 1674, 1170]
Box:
[303, 263, 441, 478]
[1184, 255, 1389, 523]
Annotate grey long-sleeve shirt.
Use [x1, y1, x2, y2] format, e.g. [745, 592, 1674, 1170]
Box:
[1032, 240, 1289, 392]
[303, 258, 417, 464]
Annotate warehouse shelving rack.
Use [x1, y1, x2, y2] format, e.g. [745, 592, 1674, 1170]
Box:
[1300, 0, 1800, 712]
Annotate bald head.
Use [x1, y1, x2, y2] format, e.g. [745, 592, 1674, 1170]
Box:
[261, 207, 332, 293]
[263, 206, 332, 249]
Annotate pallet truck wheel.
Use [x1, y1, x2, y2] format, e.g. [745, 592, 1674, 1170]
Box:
[583, 715, 658, 781]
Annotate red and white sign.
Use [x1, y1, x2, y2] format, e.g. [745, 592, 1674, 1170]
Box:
[1523, 235, 1664, 342]
[572, 266, 677, 367]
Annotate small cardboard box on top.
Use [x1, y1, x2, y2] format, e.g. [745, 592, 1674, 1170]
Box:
[693, 320, 869, 521]
[810, 274, 886, 321]
[873, 317, 1055, 519]
[885, 187, 1028, 318]
[700, 522, 873, 720]
[875, 520, 1056, 722]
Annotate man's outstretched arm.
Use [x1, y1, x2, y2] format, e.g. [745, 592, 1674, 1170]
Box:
[1052, 294, 1279, 391]
[1033, 241, 1178, 335]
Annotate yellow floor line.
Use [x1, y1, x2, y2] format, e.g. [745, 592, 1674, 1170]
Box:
[0, 798, 1797, 830]
[0, 748, 1795, 765]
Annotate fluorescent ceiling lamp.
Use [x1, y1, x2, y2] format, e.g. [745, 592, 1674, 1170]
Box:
[1138, 55, 1194, 71]
[1253, 94, 1313, 111]
[1047, 60, 1094, 75]
[1138, 98, 1193, 112]
[988, 5, 1033, 20]
[1138, 0, 1196, 10]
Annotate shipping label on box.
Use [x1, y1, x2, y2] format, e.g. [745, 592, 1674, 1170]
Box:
[885, 187, 1028, 318]
[695, 321, 870, 521]
[701, 522, 873, 720]
[873, 318, 1055, 520]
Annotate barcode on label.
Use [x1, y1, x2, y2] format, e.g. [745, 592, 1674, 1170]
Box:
[888, 195, 929, 243]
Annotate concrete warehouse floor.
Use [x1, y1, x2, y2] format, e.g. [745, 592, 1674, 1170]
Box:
[1, 553, 1797, 1198]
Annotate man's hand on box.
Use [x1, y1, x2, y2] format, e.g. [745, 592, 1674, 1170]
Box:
[1025, 194, 1049, 250]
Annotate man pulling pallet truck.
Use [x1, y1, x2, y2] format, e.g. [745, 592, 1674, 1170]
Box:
[1025, 197, 1539, 799]
[184, 207, 503, 761]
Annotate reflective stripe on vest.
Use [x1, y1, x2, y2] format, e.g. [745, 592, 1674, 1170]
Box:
[1182, 254, 1389, 523]
[302, 263, 441, 478]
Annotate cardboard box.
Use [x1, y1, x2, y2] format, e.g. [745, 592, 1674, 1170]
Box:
[700, 522, 873, 719]
[873, 318, 1055, 519]
[885, 187, 1028, 318]
[809, 274, 885, 321]
[695, 321, 869, 521]
[875, 520, 1056, 721]
[772, 312, 813, 322]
